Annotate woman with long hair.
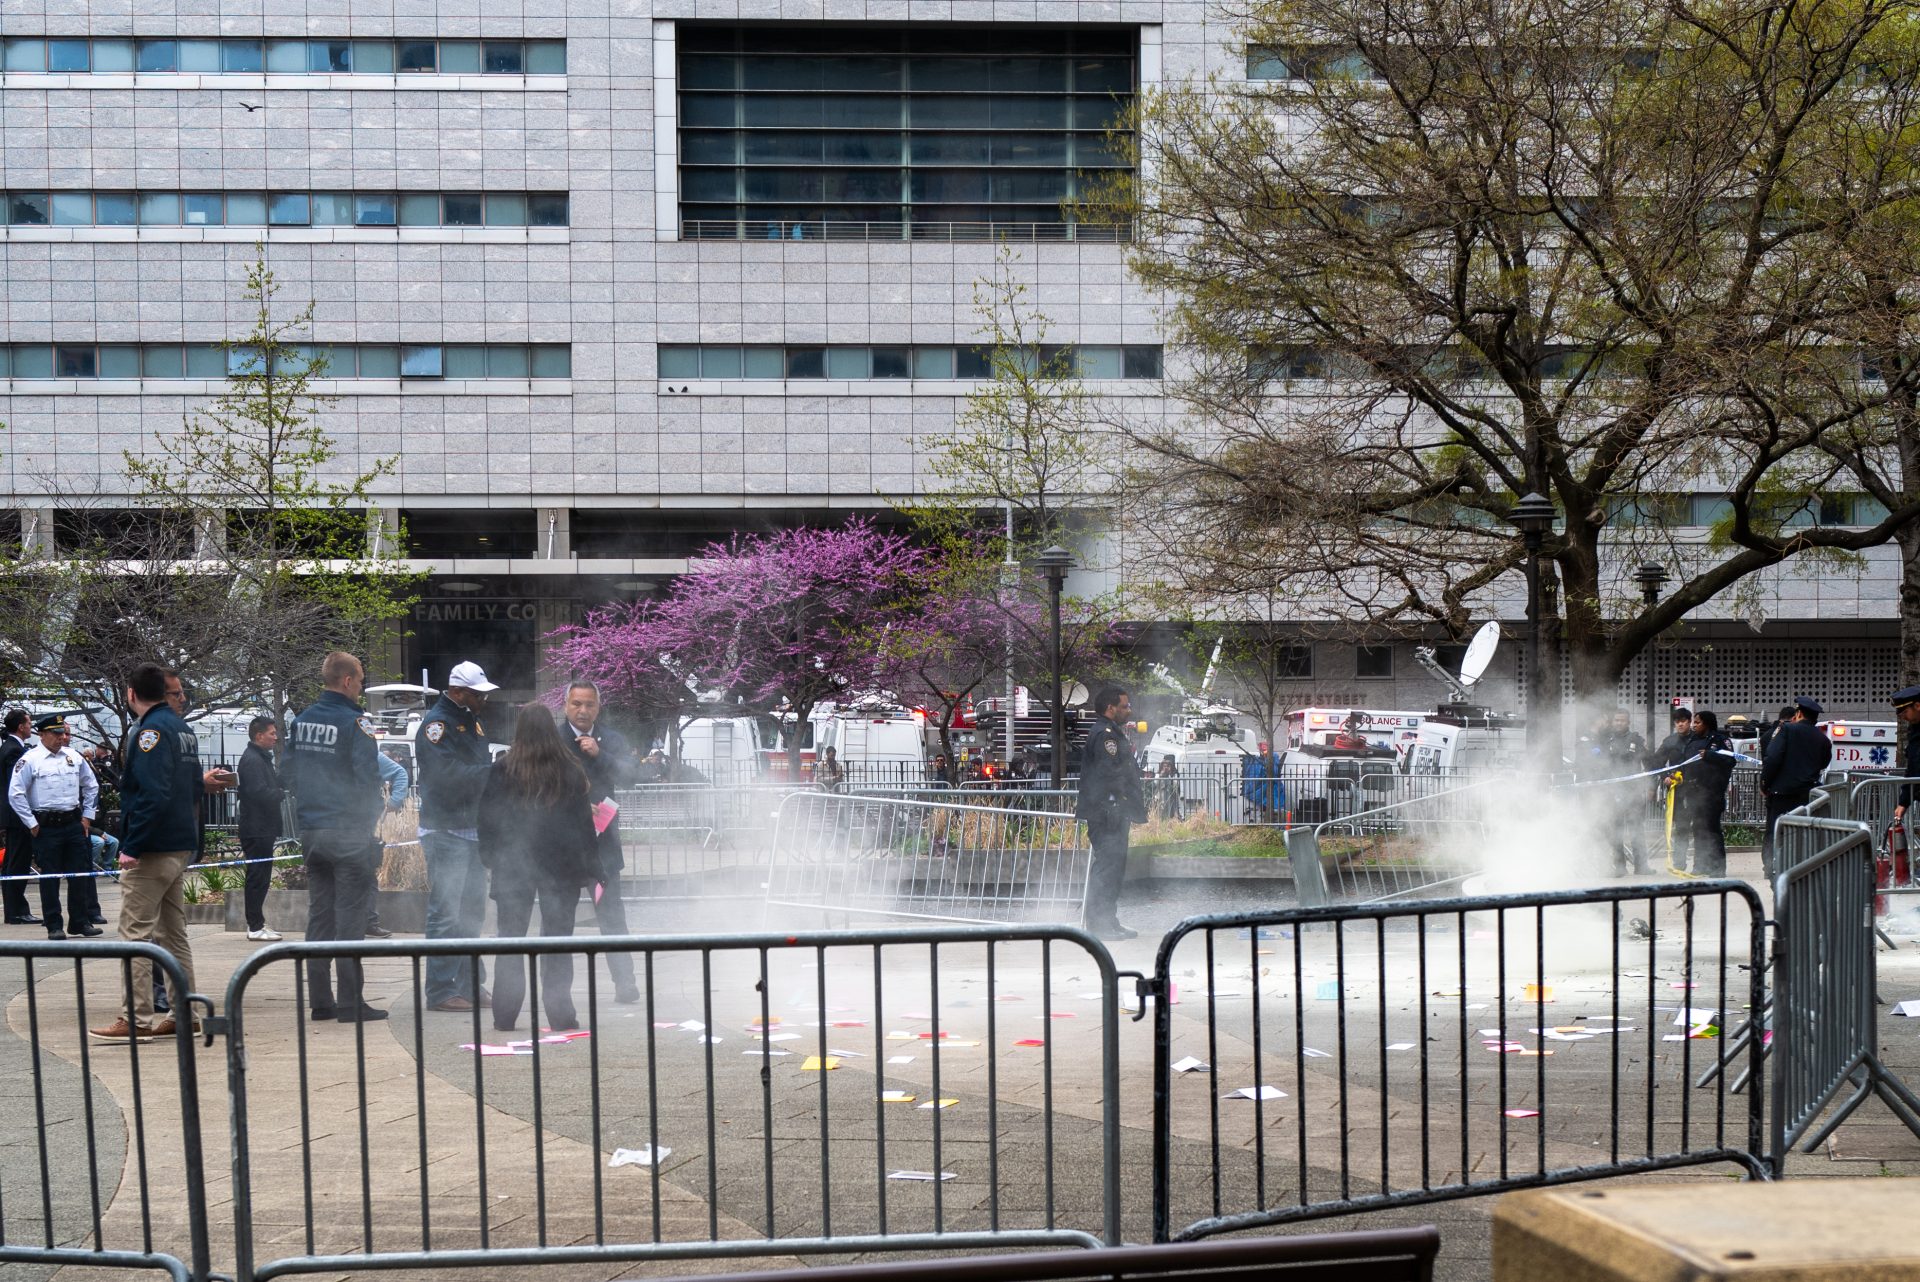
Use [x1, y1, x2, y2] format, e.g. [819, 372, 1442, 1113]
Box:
[476, 702, 602, 1031]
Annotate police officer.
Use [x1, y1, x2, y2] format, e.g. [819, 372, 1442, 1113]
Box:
[8, 713, 101, 939]
[288, 651, 387, 1023]
[90, 662, 203, 1042]
[1075, 684, 1147, 941]
[1760, 695, 1832, 879]
[1892, 685, 1920, 825]
[417, 661, 497, 1012]
[0, 709, 40, 924]
[561, 680, 643, 1005]
[1597, 710, 1649, 875]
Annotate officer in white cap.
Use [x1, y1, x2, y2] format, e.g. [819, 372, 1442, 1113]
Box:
[417, 661, 498, 1011]
[8, 713, 102, 939]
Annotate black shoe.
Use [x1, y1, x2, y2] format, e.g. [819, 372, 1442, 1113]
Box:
[614, 986, 642, 1006]
[87, 913, 106, 924]
[7, 915, 43, 925]
[310, 1007, 337, 1021]
[45, 928, 66, 941]
[365, 924, 393, 939]
[337, 1007, 389, 1024]
[71, 923, 103, 937]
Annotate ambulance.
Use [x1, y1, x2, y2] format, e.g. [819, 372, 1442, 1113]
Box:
[1819, 718, 1901, 772]
[1282, 708, 1426, 758]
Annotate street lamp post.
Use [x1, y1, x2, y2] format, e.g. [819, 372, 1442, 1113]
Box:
[1633, 563, 1672, 743]
[1034, 545, 1075, 788]
[1509, 493, 1559, 756]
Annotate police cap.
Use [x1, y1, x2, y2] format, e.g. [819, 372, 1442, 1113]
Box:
[1894, 685, 1920, 711]
[32, 712, 67, 733]
[1794, 696, 1824, 718]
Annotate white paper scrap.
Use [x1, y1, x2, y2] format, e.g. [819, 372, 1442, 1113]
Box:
[1386, 1043, 1415, 1051]
[887, 1055, 915, 1065]
[1892, 1000, 1920, 1017]
[1301, 1047, 1331, 1059]
[889, 1170, 957, 1182]
[677, 1020, 706, 1032]
[1671, 1007, 1716, 1027]
[746, 1049, 792, 1057]
[1170, 1055, 1210, 1074]
[1225, 1085, 1286, 1101]
[610, 1145, 671, 1168]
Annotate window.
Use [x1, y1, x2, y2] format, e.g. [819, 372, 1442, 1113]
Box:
[679, 25, 1133, 241]
[1275, 645, 1313, 679]
[403, 509, 538, 558]
[1355, 645, 1394, 679]
[1, 343, 569, 381]
[0, 189, 567, 228]
[655, 344, 1163, 380]
[0, 36, 565, 78]
[54, 510, 194, 558]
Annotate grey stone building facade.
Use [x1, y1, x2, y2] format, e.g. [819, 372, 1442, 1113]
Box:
[0, 4, 1901, 718]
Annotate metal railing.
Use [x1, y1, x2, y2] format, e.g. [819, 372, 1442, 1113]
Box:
[1770, 812, 1920, 1158]
[681, 219, 1132, 244]
[0, 940, 216, 1281]
[766, 792, 1091, 925]
[224, 927, 1123, 1281]
[1285, 778, 1502, 908]
[1145, 882, 1769, 1242]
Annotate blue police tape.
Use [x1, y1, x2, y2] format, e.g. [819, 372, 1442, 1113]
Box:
[0, 838, 422, 881]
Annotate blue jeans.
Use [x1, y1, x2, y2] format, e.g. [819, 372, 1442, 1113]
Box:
[423, 831, 489, 1004]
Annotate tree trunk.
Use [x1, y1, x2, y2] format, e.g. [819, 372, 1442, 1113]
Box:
[787, 702, 811, 782]
[1902, 448, 1920, 694]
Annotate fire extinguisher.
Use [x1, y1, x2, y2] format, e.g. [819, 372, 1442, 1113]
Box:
[1878, 820, 1910, 918]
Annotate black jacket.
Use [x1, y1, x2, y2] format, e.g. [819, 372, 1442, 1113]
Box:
[1903, 722, 1920, 808]
[0, 735, 29, 835]
[121, 704, 205, 856]
[1680, 731, 1736, 807]
[236, 741, 285, 841]
[287, 690, 382, 833]
[1076, 715, 1147, 827]
[415, 694, 493, 830]
[564, 721, 634, 871]
[475, 770, 601, 901]
[1651, 730, 1695, 772]
[1760, 719, 1831, 797]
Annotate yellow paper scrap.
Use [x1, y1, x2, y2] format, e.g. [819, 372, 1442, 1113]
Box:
[880, 1090, 916, 1103]
[916, 1098, 960, 1110]
[1522, 984, 1555, 1003]
[801, 1056, 841, 1072]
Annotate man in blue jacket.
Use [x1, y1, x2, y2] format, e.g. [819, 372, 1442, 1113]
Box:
[418, 661, 497, 1012]
[90, 662, 203, 1042]
[289, 651, 388, 1023]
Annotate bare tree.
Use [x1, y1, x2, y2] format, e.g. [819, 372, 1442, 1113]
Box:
[1109, 0, 1920, 704]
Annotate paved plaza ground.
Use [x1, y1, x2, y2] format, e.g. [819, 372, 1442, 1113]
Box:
[5, 846, 1920, 1281]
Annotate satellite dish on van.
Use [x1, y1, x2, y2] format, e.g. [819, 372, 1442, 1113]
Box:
[1064, 681, 1091, 708]
[1459, 621, 1501, 688]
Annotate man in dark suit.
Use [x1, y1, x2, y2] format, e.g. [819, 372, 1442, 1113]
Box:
[1759, 695, 1832, 879]
[562, 681, 642, 1005]
[0, 709, 40, 924]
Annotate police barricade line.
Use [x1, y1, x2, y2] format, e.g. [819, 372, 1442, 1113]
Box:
[1144, 882, 1770, 1244]
[0, 850, 309, 882]
[0, 940, 216, 1282]
[1285, 779, 1504, 909]
[609, 784, 816, 896]
[1770, 813, 1920, 1158]
[766, 792, 1092, 927]
[858, 787, 1081, 817]
[222, 927, 1123, 1282]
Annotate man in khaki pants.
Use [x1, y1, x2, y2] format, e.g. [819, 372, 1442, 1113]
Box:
[90, 662, 204, 1041]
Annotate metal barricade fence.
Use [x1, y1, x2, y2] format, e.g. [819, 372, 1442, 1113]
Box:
[1770, 813, 1920, 1159]
[766, 792, 1091, 925]
[223, 928, 1123, 1281]
[612, 783, 813, 893]
[1285, 779, 1502, 908]
[1846, 777, 1920, 855]
[1144, 883, 1769, 1243]
[0, 940, 215, 1281]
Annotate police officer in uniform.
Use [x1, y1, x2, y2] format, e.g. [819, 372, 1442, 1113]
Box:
[1892, 685, 1920, 826]
[0, 709, 41, 924]
[417, 661, 497, 1012]
[1760, 695, 1832, 879]
[288, 652, 387, 1023]
[1075, 684, 1147, 941]
[8, 713, 101, 939]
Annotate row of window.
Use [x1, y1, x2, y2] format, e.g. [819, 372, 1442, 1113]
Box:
[2, 191, 568, 229]
[1256, 345, 1902, 384]
[0, 344, 571, 380]
[1414, 493, 1892, 532]
[1, 36, 564, 75]
[682, 131, 1127, 169]
[1243, 44, 1659, 83]
[657, 344, 1162, 381]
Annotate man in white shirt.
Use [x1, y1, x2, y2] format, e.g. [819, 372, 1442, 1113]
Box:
[8, 713, 101, 939]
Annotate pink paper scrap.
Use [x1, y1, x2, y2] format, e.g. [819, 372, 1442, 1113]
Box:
[1503, 1109, 1541, 1119]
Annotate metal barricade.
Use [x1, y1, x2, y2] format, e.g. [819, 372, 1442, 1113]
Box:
[1144, 883, 1769, 1243]
[1285, 779, 1501, 908]
[766, 792, 1091, 925]
[223, 928, 1123, 1281]
[613, 783, 813, 893]
[1770, 813, 1920, 1159]
[1846, 777, 1920, 854]
[0, 940, 216, 1281]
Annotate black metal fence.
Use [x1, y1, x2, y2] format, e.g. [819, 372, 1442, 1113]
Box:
[0, 940, 215, 1281]
[222, 927, 1122, 1280]
[1145, 883, 1769, 1243]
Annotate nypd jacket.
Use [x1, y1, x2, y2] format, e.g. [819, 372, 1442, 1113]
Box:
[120, 704, 205, 857]
[1075, 716, 1148, 827]
[1760, 719, 1832, 797]
[415, 694, 493, 830]
[287, 690, 383, 833]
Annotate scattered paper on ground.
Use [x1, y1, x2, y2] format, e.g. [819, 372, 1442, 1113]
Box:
[1386, 1043, 1415, 1051]
[460, 1043, 531, 1057]
[889, 1170, 956, 1181]
[1014, 1038, 1045, 1047]
[1672, 1007, 1717, 1027]
[801, 1056, 840, 1071]
[1894, 1000, 1920, 1017]
[880, 1090, 916, 1103]
[610, 1145, 671, 1167]
[917, 1098, 959, 1109]
[1503, 1109, 1541, 1119]
[887, 1055, 915, 1064]
[1171, 1056, 1210, 1073]
[677, 1020, 706, 1032]
[1522, 984, 1554, 1002]
[1301, 1047, 1331, 1059]
[1315, 982, 1340, 1000]
[1226, 1085, 1286, 1101]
